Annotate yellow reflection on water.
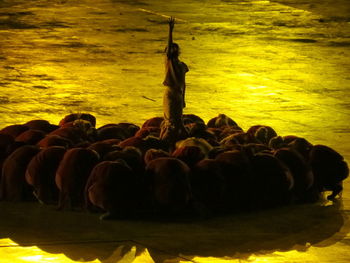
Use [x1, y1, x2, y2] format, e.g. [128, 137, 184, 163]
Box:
[176, 247, 345, 263]
[0, 0, 349, 161]
[0, 239, 97, 263]
[2, 228, 350, 263]
[0, 238, 155, 263]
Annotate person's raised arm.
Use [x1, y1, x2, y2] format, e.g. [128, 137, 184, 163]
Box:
[167, 17, 175, 58]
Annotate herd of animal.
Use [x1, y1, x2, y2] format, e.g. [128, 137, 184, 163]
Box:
[0, 113, 348, 219]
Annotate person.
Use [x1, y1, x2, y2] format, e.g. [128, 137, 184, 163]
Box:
[160, 17, 189, 146]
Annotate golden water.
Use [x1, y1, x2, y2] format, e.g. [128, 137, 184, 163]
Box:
[1, 0, 349, 158]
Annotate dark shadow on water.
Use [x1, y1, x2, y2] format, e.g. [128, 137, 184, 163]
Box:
[40, 20, 71, 29]
[328, 41, 350, 47]
[32, 85, 50, 90]
[0, 19, 37, 29]
[113, 27, 149, 33]
[0, 199, 348, 262]
[110, 0, 149, 6]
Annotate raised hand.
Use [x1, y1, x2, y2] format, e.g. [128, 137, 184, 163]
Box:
[169, 17, 175, 31]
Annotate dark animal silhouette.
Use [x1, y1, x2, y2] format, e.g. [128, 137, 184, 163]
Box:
[309, 145, 349, 200]
[85, 160, 140, 219]
[55, 148, 99, 209]
[25, 146, 66, 204]
[145, 157, 192, 216]
[0, 145, 40, 201]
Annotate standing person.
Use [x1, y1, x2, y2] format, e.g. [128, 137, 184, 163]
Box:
[160, 17, 189, 147]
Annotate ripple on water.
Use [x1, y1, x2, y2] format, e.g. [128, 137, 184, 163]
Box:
[89, 48, 113, 54]
[32, 85, 50, 90]
[89, 11, 108, 15]
[110, 0, 149, 6]
[0, 96, 10, 104]
[0, 19, 37, 29]
[146, 18, 168, 25]
[0, 11, 33, 17]
[40, 20, 71, 28]
[258, 37, 319, 43]
[334, 128, 350, 134]
[62, 100, 85, 107]
[289, 38, 318, 43]
[30, 74, 55, 81]
[121, 68, 149, 73]
[327, 16, 350, 22]
[328, 41, 350, 47]
[50, 42, 100, 49]
[113, 27, 149, 33]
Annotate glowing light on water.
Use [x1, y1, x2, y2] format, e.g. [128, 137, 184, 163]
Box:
[247, 86, 267, 90]
[19, 255, 44, 262]
[0, 239, 97, 263]
[0, 238, 156, 263]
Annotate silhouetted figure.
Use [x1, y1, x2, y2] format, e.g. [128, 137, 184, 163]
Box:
[160, 17, 189, 146]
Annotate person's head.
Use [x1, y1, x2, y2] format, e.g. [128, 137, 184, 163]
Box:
[165, 43, 180, 57]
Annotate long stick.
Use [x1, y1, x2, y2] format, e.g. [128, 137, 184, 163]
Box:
[138, 8, 188, 22]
